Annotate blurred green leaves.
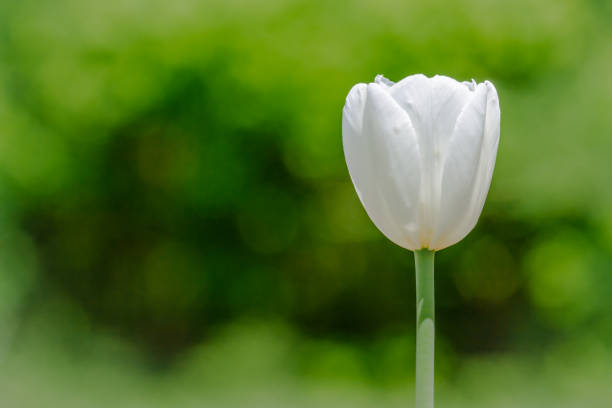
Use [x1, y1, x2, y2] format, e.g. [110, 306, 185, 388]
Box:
[0, 0, 610, 406]
[0, 0, 610, 363]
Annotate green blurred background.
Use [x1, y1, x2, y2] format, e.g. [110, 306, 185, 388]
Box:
[1, 0, 611, 406]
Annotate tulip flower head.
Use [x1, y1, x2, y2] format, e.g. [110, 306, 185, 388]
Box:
[342, 74, 500, 251]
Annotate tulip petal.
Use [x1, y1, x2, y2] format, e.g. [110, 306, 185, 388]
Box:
[390, 74, 472, 153]
[342, 83, 421, 249]
[388, 75, 474, 246]
[432, 82, 500, 249]
[463, 81, 500, 233]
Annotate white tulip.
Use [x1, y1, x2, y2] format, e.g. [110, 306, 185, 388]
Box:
[342, 74, 500, 251]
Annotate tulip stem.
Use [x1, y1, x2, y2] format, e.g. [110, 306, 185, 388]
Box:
[415, 249, 435, 408]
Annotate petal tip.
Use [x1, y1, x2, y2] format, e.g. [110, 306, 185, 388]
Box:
[343, 83, 368, 112]
[374, 74, 395, 87]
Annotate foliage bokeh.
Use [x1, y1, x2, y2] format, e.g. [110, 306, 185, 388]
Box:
[0, 0, 611, 406]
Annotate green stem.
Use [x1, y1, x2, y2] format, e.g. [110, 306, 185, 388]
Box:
[415, 249, 435, 408]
